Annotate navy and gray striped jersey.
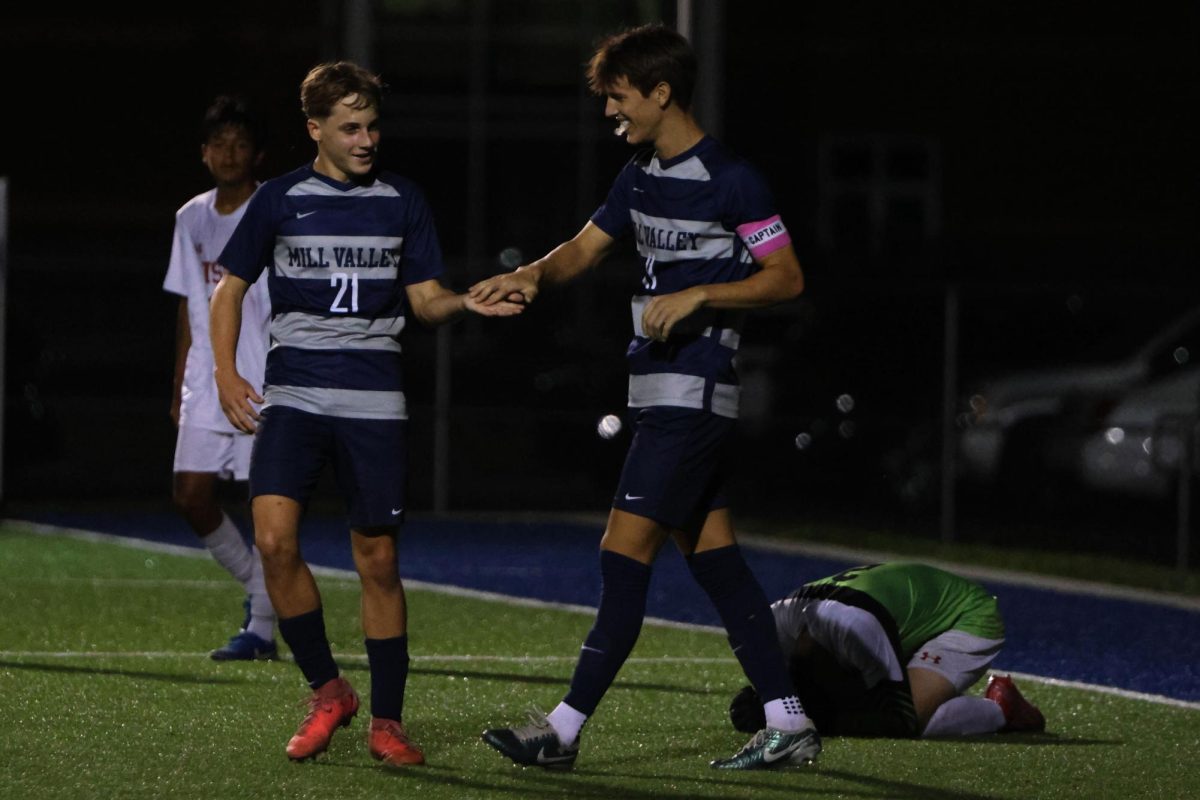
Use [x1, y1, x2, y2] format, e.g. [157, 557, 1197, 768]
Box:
[590, 136, 790, 419]
[218, 165, 444, 420]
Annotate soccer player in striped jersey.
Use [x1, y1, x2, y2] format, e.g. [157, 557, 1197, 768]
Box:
[163, 96, 276, 662]
[209, 61, 522, 767]
[472, 24, 817, 770]
[728, 563, 1046, 738]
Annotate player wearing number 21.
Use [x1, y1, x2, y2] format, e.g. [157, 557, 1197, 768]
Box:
[209, 61, 522, 767]
[472, 24, 812, 770]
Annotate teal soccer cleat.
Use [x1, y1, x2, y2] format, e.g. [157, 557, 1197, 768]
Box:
[710, 724, 821, 770]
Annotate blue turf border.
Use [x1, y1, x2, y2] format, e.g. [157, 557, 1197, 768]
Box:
[11, 509, 1200, 702]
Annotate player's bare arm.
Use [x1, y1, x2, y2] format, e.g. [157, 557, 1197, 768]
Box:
[210, 272, 263, 433]
[469, 221, 615, 306]
[641, 244, 804, 341]
[171, 297, 192, 426]
[405, 278, 526, 328]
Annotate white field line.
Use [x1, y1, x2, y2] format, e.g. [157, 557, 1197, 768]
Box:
[6, 520, 717, 634]
[2, 577, 256, 589]
[1002, 670, 1200, 712]
[6, 519, 1200, 712]
[0, 651, 730, 665]
[12, 518, 1194, 617]
[738, 533, 1200, 612]
[1, 648, 1197, 712]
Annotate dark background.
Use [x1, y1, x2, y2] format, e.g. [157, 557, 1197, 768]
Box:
[2, 1, 1197, 562]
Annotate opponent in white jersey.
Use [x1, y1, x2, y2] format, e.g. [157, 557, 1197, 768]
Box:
[163, 96, 276, 661]
[165, 191, 269, 434]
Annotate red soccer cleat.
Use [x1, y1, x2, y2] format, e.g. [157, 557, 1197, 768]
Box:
[368, 717, 426, 766]
[985, 674, 1046, 733]
[286, 676, 360, 760]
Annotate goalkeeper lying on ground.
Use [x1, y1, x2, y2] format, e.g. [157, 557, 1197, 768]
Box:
[729, 562, 1046, 738]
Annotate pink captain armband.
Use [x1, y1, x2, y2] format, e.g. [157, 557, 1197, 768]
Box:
[736, 215, 791, 260]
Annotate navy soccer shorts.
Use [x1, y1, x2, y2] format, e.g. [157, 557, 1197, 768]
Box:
[250, 405, 407, 529]
[612, 406, 735, 534]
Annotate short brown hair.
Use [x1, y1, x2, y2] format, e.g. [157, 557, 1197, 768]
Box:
[300, 61, 384, 119]
[586, 24, 697, 111]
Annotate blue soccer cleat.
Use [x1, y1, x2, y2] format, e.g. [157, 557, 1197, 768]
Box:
[210, 630, 278, 661]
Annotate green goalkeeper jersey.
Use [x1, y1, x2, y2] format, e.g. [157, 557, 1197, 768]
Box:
[803, 562, 1005, 659]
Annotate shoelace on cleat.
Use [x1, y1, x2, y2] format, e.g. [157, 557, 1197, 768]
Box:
[372, 720, 409, 740]
[516, 708, 554, 735]
[739, 729, 769, 755]
[296, 694, 340, 725]
[524, 706, 550, 725]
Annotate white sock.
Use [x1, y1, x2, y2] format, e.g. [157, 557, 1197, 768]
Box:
[922, 696, 1005, 737]
[203, 514, 254, 585]
[546, 702, 588, 746]
[764, 696, 810, 732]
[244, 547, 275, 641]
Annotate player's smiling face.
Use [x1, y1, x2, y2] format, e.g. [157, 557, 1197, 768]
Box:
[309, 94, 381, 183]
[604, 76, 667, 146]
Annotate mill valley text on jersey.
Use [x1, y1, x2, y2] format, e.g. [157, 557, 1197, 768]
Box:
[217, 165, 445, 420]
[590, 137, 793, 420]
[281, 242, 405, 270]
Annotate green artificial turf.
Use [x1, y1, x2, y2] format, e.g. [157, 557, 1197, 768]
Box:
[1, 525, 1197, 799]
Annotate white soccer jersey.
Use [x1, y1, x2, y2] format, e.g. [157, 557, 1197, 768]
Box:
[164, 188, 270, 433]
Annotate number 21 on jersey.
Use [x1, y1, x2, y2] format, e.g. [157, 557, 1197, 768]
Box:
[330, 271, 359, 313]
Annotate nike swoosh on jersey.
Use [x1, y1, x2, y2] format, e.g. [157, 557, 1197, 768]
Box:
[296, 211, 317, 219]
[391, 508, 403, 515]
[623, 493, 645, 501]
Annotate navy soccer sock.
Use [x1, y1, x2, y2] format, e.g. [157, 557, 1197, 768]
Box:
[365, 635, 410, 722]
[687, 545, 793, 703]
[277, 607, 339, 690]
[562, 550, 652, 715]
